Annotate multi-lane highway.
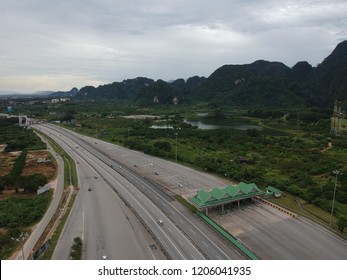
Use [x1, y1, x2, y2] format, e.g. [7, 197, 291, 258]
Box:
[35, 123, 347, 260]
[36, 124, 243, 260]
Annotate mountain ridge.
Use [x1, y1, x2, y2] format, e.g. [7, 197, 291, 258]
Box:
[71, 40, 347, 108]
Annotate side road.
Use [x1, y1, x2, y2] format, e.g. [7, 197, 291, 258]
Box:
[14, 135, 65, 259]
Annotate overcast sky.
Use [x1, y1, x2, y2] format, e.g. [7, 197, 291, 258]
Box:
[1, 0, 346, 93]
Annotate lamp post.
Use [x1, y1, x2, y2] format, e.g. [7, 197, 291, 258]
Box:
[175, 133, 178, 162]
[330, 170, 341, 227]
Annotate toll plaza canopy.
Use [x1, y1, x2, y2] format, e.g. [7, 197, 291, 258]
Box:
[190, 182, 263, 208]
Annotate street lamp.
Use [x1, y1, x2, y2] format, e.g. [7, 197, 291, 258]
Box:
[330, 170, 341, 227]
[174, 133, 178, 162]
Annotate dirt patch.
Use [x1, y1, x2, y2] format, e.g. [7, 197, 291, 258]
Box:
[0, 151, 21, 176]
[0, 189, 37, 200]
[21, 151, 56, 180]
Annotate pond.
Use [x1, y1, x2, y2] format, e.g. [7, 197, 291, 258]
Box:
[150, 118, 263, 131]
[183, 119, 263, 131]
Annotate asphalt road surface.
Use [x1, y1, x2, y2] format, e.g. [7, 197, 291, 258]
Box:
[37, 124, 242, 260]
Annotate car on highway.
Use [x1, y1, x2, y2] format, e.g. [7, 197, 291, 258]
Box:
[88, 187, 92, 191]
[102, 255, 107, 260]
[157, 220, 163, 226]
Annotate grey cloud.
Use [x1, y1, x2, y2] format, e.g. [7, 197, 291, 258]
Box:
[0, 0, 346, 92]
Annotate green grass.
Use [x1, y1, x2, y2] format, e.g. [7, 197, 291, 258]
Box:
[41, 192, 77, 259]
[268, 194, 346, 235]
[174, 195, 197, 213]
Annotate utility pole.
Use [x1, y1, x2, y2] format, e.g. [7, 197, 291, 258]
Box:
[330, 170, 341, 227]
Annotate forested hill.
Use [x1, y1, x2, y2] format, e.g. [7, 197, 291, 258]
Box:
[72, 40, 347, 108]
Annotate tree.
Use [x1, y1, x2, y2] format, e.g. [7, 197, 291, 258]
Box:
[154, 141, 172, 153]
[21, 174, 48, 193]
[70, 237, 82, 260]
[305, 186, 323, 203]
[337, 216, 347, 232]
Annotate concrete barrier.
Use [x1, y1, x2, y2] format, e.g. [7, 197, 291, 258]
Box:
[255, 197, 297, 218]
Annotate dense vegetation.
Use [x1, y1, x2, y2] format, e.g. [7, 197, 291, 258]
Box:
[0, 192, 51, 259]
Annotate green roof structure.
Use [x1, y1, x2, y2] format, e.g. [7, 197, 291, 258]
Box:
[266, 186, 282, 197]
[190, 182, 263, 208]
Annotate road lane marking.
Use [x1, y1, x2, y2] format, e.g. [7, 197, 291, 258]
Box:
[202, 241, 209, 247]
[167, 203, 231, 259]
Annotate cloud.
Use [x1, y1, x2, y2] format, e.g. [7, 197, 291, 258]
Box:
[0, 0, 346, 92]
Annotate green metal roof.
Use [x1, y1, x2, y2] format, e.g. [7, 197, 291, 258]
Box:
[211, 187, 227, 200]
[266, 186, 282, 194]
[196, 190, 212, 205]
[225, 185, 245, 197]
[190, 182, 263, 208]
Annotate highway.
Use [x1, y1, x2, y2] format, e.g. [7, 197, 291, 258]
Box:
[52, 146, 166, 260]
[37, 124, 243, 260]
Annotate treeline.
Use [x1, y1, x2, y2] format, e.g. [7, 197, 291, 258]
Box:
[247, 108, 332, 124]
[247, 109, 284, 119]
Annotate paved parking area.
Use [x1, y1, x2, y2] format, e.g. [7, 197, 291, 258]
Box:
[209, 201, 290, 237]
[209, 201, 347, 259]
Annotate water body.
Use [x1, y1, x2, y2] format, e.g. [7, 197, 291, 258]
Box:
[151, 119, 263, 131]
[183, 119, 263, 131]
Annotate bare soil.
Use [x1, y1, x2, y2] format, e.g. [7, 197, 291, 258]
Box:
[0, 151, 20, 176]
[21, 151, 56, 180]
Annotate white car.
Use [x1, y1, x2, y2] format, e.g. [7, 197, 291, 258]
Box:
[102, 255, 107, 260]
